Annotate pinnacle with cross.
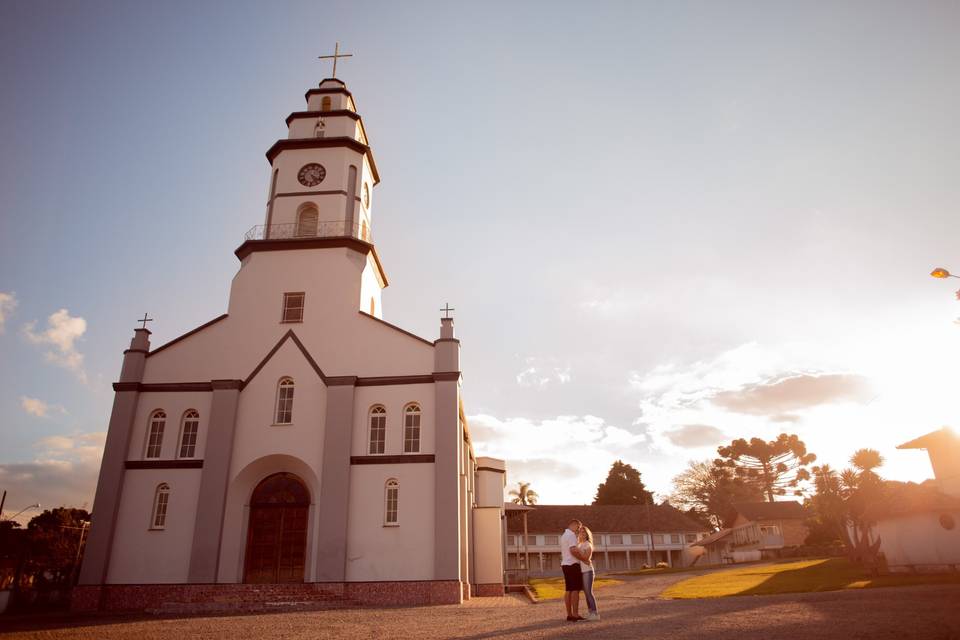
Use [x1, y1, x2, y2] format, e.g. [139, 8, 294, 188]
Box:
[317, 41, 353, 78]
[440, 303, 455, 319]
[137, 313, 154, 330]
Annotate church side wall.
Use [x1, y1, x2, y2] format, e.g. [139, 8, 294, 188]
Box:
[106, 469, 202, 584]
[876, 511, 960, 570]
[351, 384, 435, 457]
[358, 260, 383, 317]
[345, 463, 436, 581]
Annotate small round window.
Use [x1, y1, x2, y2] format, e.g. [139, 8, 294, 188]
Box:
[939, 514, 956, 531]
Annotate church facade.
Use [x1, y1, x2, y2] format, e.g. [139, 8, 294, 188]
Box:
[73, 78, 506, 612]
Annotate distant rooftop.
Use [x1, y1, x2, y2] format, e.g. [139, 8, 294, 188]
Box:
[505, 504, 706, 534]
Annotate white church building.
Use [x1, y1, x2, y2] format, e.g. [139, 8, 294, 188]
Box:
[73, 75, 507, 612]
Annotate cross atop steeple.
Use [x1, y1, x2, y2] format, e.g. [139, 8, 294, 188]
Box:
[440, 303, 455, 319]
[317, 42, 353, 78]
[137, 313, 154, 330]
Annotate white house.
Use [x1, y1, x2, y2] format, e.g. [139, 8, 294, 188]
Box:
[505, 504, 709, 576]
[73, 76, 506, 612]
[693, 501, 808, 565]
[864, 428, 960, 573]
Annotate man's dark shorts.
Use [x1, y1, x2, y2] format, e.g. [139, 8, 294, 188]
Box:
[562, 564, 583, 591]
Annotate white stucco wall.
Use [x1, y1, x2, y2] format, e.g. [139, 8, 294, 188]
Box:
[127, 392, 212, 461]
[287, 114, 359, 139]
[471, 507, 503, 584]
[358, 259, 383, 318]
[107, 469, 202, 583]
[344, 463, 436, 581]
[351, 384, 435, 457]
[142, 247, 433, 383]
[875, 511, 960, 569]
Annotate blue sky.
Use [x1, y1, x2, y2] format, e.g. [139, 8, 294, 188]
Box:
[2, 1, 959, 516]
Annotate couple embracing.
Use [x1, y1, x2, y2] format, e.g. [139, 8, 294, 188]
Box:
[560, 518, 600, 622]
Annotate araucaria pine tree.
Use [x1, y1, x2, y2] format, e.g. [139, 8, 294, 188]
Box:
[715, 433, 817, 502]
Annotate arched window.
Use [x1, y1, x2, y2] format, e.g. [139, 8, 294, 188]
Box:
[321, 96, 332, 111]
[384, 479, 399, 525]
[295, 205, 319, 237]
[368, 406, 386, 454]
[178, 410, 199, 458]
[403, 403, 421, 453]
[361, 220, 369, 241]
[151, 483, 170, 529]
[275, 378, 295, 424]
[145, 410, 166, 459]
[369, 297, 376, 316]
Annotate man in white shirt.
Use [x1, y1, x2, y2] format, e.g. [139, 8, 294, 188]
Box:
[559, 519, 583, 621]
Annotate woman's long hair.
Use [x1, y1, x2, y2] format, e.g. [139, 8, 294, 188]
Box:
[580, 525, 594, 545]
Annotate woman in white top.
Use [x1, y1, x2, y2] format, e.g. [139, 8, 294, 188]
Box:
[577, 526, 600, 620]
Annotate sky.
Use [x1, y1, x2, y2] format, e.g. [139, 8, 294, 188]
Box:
[1, 1, 959, 520]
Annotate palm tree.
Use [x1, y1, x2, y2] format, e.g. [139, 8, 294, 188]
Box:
[509, 482, 539, 506]
[850, 448, 884, 480]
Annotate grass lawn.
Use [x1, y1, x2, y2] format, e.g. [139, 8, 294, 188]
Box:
[662, 557, 960, 599]
[613, 564, 727, 577]
[528, 577, 623, 600]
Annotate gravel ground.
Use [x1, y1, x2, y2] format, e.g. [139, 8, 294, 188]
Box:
[2, 579, 959, 640]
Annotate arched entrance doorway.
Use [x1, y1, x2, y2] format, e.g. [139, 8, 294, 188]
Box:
[243, 472, 310, 583]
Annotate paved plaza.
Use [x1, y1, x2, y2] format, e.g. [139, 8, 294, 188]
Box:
[3, 573, 959, 640]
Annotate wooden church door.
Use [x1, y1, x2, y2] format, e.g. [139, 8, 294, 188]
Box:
[243, 472, 310, 583]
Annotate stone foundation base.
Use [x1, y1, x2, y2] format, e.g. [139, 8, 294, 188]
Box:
[474, 583, 505, 597]
[71, 580, 464, 613]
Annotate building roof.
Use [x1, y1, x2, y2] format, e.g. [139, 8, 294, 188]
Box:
[732, 501, 805, 521]
[867, 481, 960, 520]
[505, 504, 707, 534]
[692, 528, 732, 548]
[897, 427, 959, 451]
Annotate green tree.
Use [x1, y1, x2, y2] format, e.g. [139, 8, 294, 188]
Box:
[593, 460, 654, 505]
[669, 459, 764, 529]
[508, 482, 539, 506]
[715, 434, 817, 502]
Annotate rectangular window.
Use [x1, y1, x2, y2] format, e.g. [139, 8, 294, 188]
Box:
[685, 533, 697, 543]
[145, 420, 164, 459]
[385, 484, 399, 525]
[544, 535, 559, 546]
[653, 534, 665, 545]
[526, 535, 537, 546]
[507, 535, 516, 547]
[608, 534, 623, 545]
[671, 534, 681, 544]
[630, 534, 646, 545]
[281, 292, 305, 323]
[368, 411, 386, 454]
[403, 407, 421, 453]
[152, 490, 169, 529]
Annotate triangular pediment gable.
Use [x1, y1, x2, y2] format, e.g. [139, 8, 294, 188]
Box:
[243, 330, 327, 389]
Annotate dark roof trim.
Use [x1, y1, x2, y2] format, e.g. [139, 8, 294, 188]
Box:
[234, 237, 388, 287]
[350, 454, 435, 465]
[305, 86, 352, 102]
[477, 466, 505, 474]
[114, 382, 215, 393]
[357, 310, 433, 346]
[285, 109, 362, 126]
[357, 374, 434, 386]
[265, 137, 380, 185]
[242, 330, 326, 389]
[126, 460, 204, 470]
[147, 314, 229, 357]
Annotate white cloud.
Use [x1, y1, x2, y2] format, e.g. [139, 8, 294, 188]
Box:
[0, 291, 17, 333]
[0, 431, 105, 523]
[20, 396, 67, 418]
[515, 356, 572, 388]
[22, 308, 88, 382]
[469, 413, 648, 504]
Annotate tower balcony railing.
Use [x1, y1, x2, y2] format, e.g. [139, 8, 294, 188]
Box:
[244, 220, 371, 243]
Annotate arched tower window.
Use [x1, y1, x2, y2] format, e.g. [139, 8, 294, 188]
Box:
[178, 410, 199, 458]
[151, 483, 170, 529]
[321, 96, 332, 111]
[295, 204, 319, 237]
[275, 378, 295, 424]
[384, 479, 399, 525]
[403, 403, 421, 453]
[369, 297, 376, 316]
[145, 410, 166, 459]
[368, 406, 386, 454]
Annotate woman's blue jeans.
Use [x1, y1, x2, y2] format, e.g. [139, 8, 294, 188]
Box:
[582, 570, 598, 614]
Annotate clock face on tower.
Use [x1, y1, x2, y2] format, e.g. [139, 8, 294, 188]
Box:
[297, 163, 326, 187]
